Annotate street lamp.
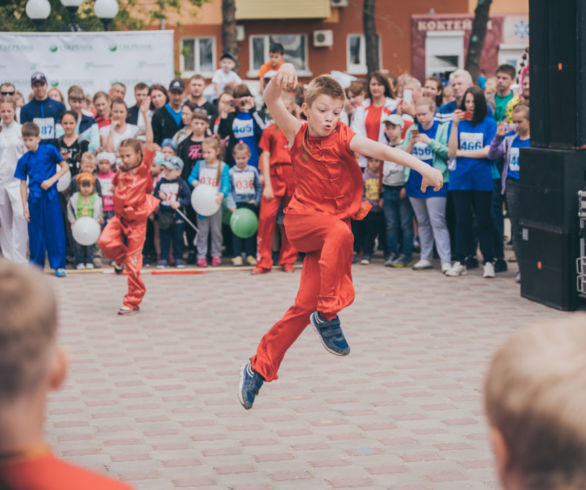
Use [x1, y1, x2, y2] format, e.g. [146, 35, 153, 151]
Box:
[60, 0, 83, 31]
[94, 0, 119, 30]
[25, 0, 51, 31]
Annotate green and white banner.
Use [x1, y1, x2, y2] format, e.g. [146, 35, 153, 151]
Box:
[0, 30, 174, 103]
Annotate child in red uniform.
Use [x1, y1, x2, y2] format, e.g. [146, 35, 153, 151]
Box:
[239, 64, 443, 409]
[252, 95, 298, 274]
[0, 260, 133, 489]
[98, 97, 159, 315]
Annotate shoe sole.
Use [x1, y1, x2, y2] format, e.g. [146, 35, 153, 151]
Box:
[310, 314, 350, 357]
[238, 363, 252, 410]
[412, 266, 433, 270]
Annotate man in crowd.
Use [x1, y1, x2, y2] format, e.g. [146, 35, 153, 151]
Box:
[152, 79, 184, 145]
[185, 74, 217, 125]
[109, 81, 126, 102]
[127, 82, 150, 125]
[19, 72, 65, 145]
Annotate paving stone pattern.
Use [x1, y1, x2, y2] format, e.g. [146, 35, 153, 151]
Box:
[46, 259, 570, 489]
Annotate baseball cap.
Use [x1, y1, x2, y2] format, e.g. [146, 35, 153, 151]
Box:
[31, 72, 47, 85]
[162, 155, 184, 171]
[382, 114, 405, 128]
[161, 138, 177, 151]
[220, 52, 236, 62]
[168, 79, 185, 93]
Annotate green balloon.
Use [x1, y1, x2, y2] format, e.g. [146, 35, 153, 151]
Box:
[230, 208, 258, 239]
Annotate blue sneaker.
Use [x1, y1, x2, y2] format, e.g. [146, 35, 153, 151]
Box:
[55, 268, 67, 277]
[310, 312, 350, 356]
[239, 362, 264, 410]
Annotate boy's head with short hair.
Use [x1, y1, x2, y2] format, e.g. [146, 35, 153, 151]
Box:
[268, 43, 285, 67]
[485, 317, 586, 490]
[382, 114, 404, 144]
[0, 259, 66, 410]
[302, 75, 346, 137]
[161, 138, 177, 160]
[191, 110, 209, 137]
[21, 122, 40, 151]
[80, 152, 97, 174]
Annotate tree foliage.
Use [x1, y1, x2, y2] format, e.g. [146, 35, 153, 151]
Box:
[0, 0, 208, 32]
[363, 0, 379, 75]
[465, 0, 493, 83]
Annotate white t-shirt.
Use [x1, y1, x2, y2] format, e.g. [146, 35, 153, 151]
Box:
[99, 123, 139, 152]
[211, 69, 242, 98]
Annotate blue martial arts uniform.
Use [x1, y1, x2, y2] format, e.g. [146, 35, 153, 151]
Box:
[14, 145, 66, 270]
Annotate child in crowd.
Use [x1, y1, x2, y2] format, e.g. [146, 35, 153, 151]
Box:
[97, 115, 159, 315]
[218, 83, 265, 168]
[96, 152, 116, 225]
[403, 96, 451, 273]
[15, 122, 68, 277]
[63, 85, 100, 152]
[239, 64, 442, 409]
[92, 91, 111, 129]
[177, 111, 208, 181]
[0, 95, 27, 265]
[381, 114, 414, 267]
[67, 172, 103, 270]
[258, 43, 285, 92]
[226, 142, 262, 266]
[188, 136, 230, 267]
[341, 80, 367, 126]
[488, 102, 530, 283]
[68, 152, 102, 196]
[0, 260, 133, 489]
[213, 52, 242, 102]
[360, 157, 385, 265]
[160, 138, 177, 161]
[253, 95, 298, 274]
[100, 99, 139, 153]
[55, 110, 88, 176]
[153, 156, 190, 268]
[484, 317, 586, 490]
[172, 102, 194, 147]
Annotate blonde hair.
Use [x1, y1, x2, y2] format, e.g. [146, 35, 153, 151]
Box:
[414, 96, 435, 111]
[80, 152, 96, 166]
[485, 317, 586, 489]
[203, 136, 224, 183]
[305, 75, 345, 107]
[512, 101, 530, 120]
[0, 260, 57, 402]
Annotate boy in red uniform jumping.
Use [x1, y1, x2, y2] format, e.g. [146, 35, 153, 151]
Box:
[253, 95, 298, 274]
[98, 99, 158, 315]
[239, 64, 443, 409]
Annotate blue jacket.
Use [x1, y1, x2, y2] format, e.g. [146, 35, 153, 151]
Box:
[20, 98, 66, 144]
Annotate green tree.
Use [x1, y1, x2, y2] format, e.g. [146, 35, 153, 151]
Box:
[0, 0, 208, 32]
[363, 0, 379, 74]
[465, 0, 493, 83]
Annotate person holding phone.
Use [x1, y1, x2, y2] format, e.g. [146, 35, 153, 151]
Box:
[403, 97, 452, 273]
[445, 86, 497, 278]
[218, 83, 266, 169]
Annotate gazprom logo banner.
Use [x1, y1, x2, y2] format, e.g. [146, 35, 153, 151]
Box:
[0, 31, 174, 104]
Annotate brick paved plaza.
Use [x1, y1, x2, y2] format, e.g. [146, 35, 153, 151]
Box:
[46, 259, 571, 489]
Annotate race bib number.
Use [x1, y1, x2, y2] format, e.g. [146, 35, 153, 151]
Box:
[232, 118, 254, 139]
[199, 167, 218, 186]
[33, 117, 55, 140]
[160, 182, 179, 205]
[460, 132, 484, 151]
[412, 142, 433, 162]
[233, 172, 254, 192]
[508, 147, 520, 172]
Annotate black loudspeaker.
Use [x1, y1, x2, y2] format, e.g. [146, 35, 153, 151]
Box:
[519, 226, 579, 311]
[518, 147, 586, 234]
[518, 147, 586, 310]
[529, 0, 586, 148]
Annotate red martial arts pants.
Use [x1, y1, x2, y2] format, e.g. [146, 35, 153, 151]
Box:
[250, 212, 355, 381]
[98, 216, 148, 310]
[256, 165, 297, 270]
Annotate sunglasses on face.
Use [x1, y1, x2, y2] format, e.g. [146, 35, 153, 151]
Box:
[1, 91, 14, 96]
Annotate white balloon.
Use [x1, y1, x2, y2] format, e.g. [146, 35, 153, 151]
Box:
[72, 217, 101, 246]
[56, 166, 71, 192]
[191, 185, 220, 216]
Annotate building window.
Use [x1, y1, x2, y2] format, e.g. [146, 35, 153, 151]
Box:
[248, 35, 309, 77]
[425, 31, 464, 78]
[181, 37, 216, 77]
[498, 44, 526, 69]
[347, 34, 381, 75]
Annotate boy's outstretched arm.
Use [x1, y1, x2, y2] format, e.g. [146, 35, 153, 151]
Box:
[264, 64, 302, 146]
[350, 134, 443, 193]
